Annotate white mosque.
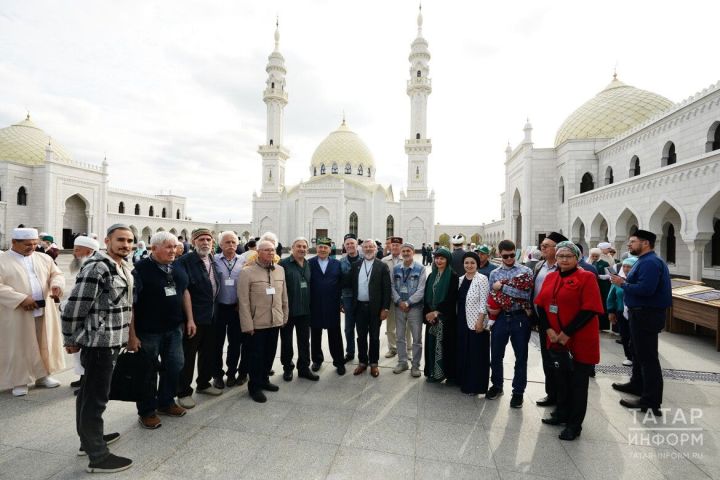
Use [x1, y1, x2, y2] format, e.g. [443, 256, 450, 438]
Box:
[251, 13, 435, 247]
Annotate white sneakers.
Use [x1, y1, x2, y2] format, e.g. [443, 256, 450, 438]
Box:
[35, 376, 61, 388]
[12, 385, 28, 397]
[177, 396, 196, 409]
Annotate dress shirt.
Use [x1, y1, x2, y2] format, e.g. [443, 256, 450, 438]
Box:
[357, 259, 374, 302]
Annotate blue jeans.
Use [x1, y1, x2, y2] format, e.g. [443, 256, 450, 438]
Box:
[136, 326, 184, 417]
[342, 296, 356, 356]
[490, 311, 531, 394]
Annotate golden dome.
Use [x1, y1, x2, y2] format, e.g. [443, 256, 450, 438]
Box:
[310, 120, 375, 177]
[554, 76, 673, 147]
[0, 115, 72, 165]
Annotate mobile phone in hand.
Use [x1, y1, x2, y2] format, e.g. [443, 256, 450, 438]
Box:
[36, 299, 46, 308]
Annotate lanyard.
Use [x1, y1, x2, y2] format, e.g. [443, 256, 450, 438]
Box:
[401, 266, 413, 284]
[222, 256, 237, 276]
[363, 260, 373, 282]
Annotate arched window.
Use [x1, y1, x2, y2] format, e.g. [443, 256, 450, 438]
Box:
[271, 82, 275, 89]
[118, 201, 125, 214]
[604, 166, 614, 185]
[417, 70, 421, 78]
[386, 215, 395, 238]
[358, 165, 363, 176]
[331, 163, 338, 174]
[176, 209, 181, 220]
[16, 186, 27, 206]
[712, 218, 720, 266]
[149, 206, 154, 217]
[349, 212, 358, 236]
[416, 133, 421, 139]
[320, 164, 326, 175]
[580, 173, 594, 193]
[662, 141, 677, 166]
[161, 208, 167, 218]
[134, 204, 140, 215]
[630, 155, 641, 176]
[345, 163, 352, 174]
[367, 167, 371, 177]
[664, 223, 676, 264]
[559, 177, 565, 203]
[269, 139, 273, 146]
[313, 167, 317, 176]
[706, 121, 720, 152]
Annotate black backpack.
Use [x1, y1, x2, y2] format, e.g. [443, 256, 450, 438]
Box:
[110, 348, 159, 402]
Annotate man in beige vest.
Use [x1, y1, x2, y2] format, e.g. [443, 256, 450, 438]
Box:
[0, 228, 65, 396]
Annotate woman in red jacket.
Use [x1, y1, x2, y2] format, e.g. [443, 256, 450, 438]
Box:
[534, 241, 604, 441]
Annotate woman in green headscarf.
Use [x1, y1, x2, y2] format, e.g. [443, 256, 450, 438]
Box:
[423, 247, 459, 383]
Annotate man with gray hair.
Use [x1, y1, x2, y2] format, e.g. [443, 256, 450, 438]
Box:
[391, 243, 426, 377]
[128, 231, 196, 429]
[62, 223, 135, 473]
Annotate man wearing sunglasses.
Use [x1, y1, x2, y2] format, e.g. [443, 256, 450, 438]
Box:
[486, 239, 534, 408]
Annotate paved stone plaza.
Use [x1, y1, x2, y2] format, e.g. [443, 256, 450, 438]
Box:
[1, 255, 719, 479]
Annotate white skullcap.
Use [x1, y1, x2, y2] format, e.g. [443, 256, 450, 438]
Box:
[597, 242, 612, 249]
[12, 228, 39, 240]
[74, 236, 99, 251]
[451, 234, 465, 245]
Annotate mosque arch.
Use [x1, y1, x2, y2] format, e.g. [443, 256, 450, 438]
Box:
[134, 204, 140, 215]
[590, 213, 609, 242]
[320, 164, 326, 175]
[17, 186, 27, 205]
[630, 156, 641, 177]
[156, 227, 165, 233]
[615, 207, 640, 242]
[512, 189, 522, 247]
[358, 164, 363, 176]
[176, 209, 181, 220]
[128, 225, 139, 243]
[311, 207, 330, 241]
[407, 217, 426, 247]
[345, 163, 352, 174]
[604, 166, 614, 185]
[571, 217, 588, 252]
[558, 177, 565, 203]
[663, 222, 677, 264]
[712, 219, 720, 266]
[706, 121, 720, 152]
[470, 233, 481, 244]
[331, 163, 338, 174]
[649, 201, 686, 266]
[62, 194, 89, 247]
[386, 215, 395, 238]
[662, 141, 677, 166]
[349, 212, 358, 237]
[141, 226, 152, 243]
[161, 208, 167, 218]
[118, 201, 125, 214]
[169, 228, 177, 235]
[438, 233, 450, 248]
[259, 216, 273, 235]
[149, 206, 155, 217]
[648, 199, 685, 235]
[580, 172, 594, 193]
[696, 189, 720, 267]
[181, 229, 189, 241]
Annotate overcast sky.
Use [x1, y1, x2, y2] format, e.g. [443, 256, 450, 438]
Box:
[1, 1, 718, 225]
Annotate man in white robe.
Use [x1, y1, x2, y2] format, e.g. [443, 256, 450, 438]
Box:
[0, 228, 66, 396]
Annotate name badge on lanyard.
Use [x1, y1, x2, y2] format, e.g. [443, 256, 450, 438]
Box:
[266, 287, 276, 295]
[165, 286, 177, 297]
[300, 280, 307, 289]
[549, 304, 558, 314]
[225, 278, 235, 286]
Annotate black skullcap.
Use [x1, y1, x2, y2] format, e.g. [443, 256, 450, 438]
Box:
[546, 232, 568, 244]
[633, 229, 657, 244]
[343, 233, 357, 241]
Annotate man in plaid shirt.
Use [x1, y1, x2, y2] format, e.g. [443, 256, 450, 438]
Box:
[62, 224, 135, 474]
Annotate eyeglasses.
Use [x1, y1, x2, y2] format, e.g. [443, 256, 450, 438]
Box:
[556, 254, 576, 260]
[540, 243, 554, 249]
[501, 253, 516, 259]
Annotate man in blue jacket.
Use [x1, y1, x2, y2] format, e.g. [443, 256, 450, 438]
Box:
[309, 238, 345, 375]
[610, 229, 671, 416]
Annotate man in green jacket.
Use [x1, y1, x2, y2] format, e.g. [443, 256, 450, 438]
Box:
[278, 237, 319, 382]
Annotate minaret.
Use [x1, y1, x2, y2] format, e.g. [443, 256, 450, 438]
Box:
[404, 5, 432, 197]
[258, 19, 289, 194]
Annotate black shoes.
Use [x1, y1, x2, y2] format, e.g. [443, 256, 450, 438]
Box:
[226, 375, 237, 387]
[536, 396, 556, 407]
[237, 373, 248, 386]
[311, 362, 322, 372]
[344, 354, 355, 364]
[510, 393, 524, 409]
[337, 365, 346, 376]
[619, 398, 662, 416]
[250, 390, 267, 403]
[212, 377, 225, 389]
[78, 432, 121, 456]
[262, 382, 280, 392]
[541, 417, 566, 426]
[298, 370, 320, 381]
[70, 377, 83, 388]
[611, 382, 641, 395]
[283, 371, 293, 382]
[268, 369, 275, 376]
[559, 427, 581, 441]
[86, 453, 133, 473]
[485, 386, 503, 400]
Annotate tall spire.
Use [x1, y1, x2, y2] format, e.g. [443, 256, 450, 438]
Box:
[417, 3, 423, 36]
[274, 16, 280, 51]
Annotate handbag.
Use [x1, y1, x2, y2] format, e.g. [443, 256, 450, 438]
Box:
[109, 348, 159, 402]
[547, 348, 574, 372]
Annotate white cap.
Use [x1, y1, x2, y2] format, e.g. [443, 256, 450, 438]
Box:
[74, 235, 99, 251]
[598, 242, 612, 249]
[12, 228, 39, 240]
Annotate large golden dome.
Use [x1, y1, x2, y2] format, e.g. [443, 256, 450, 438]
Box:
[0, 115, 72, 165]
[554, 76, 673, 147]
[310, 120, 375, 178]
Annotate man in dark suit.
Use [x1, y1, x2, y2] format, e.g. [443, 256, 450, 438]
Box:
[350, 239, 391, 377]
[175, 229, 222, 408]
[308, 238, 345, 375]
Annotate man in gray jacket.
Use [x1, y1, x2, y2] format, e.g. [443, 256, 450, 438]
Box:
[62, 224, 135, 474]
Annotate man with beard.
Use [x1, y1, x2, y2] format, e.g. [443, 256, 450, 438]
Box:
[610, 230, 671, 416]
[62, 224, 135, 473]
[176, 228, 222, 409]
[67, 235, 101, 394]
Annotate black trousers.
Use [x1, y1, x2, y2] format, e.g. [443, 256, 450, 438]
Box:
[539, 331, 558, 400]
[616, 311, 633, 360]
[76, 347, 119, 463]
[214, 303, 248, 379]
[247, 327, 279, 394]
[280, 314, 311, 372]
[178, 323, 216, 397]
[355, 302, 381, 366]
[311, 324, 345, 367]
[628, 308, 665, 408]
[553, 360, 592, 431]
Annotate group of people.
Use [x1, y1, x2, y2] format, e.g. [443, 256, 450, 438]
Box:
[0, 222, 672, 473]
